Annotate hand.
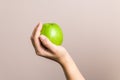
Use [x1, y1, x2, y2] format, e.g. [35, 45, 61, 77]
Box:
[30, 22, 69, 63]
[30, 22, 85, 80]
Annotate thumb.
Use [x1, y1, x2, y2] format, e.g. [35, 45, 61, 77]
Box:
[39, 35, 57, 52]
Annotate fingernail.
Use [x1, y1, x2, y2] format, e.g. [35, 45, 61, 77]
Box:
[40, 35, 46, 40]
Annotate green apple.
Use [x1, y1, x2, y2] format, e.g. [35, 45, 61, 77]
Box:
[40, 23, 63, 45]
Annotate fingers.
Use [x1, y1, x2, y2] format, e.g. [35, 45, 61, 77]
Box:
[30, 22, 59, 59]
[31, 22, 42, 38]
[31, 23, 39, 38]
[39, 35, 57, 53]
[31, 22, 53, 57]
[31, 22, 44, 54]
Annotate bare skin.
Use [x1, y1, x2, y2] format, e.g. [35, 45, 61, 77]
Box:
[30, 22, 85, 80]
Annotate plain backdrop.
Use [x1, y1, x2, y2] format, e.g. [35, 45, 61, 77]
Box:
[0, 0, 120, 80]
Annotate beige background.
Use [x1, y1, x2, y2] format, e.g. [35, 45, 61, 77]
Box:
[0, 0, 120, 80]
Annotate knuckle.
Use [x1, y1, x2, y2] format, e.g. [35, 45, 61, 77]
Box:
[30, 36, 33, 40]
[36, 51, 40, 56]
[31, 36, 36, 40]
[31, 36, 38, 41]
[35, 49, 44, 56]
[35, 50, 40, 56]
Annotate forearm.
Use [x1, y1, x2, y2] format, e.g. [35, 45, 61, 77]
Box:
[59, 54, 85, 80]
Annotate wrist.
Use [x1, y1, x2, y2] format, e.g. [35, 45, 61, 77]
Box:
[58, 53, 72, 66]
[58, 54, 85, 80]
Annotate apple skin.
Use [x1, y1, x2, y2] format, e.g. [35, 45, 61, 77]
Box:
[40, 23, 63, 45]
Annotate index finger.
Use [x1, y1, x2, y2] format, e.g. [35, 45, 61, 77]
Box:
[32, 22, 43, 38]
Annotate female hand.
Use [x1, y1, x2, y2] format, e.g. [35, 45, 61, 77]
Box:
[30, 22, 85, 80]
[30, 22, 69, 63]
